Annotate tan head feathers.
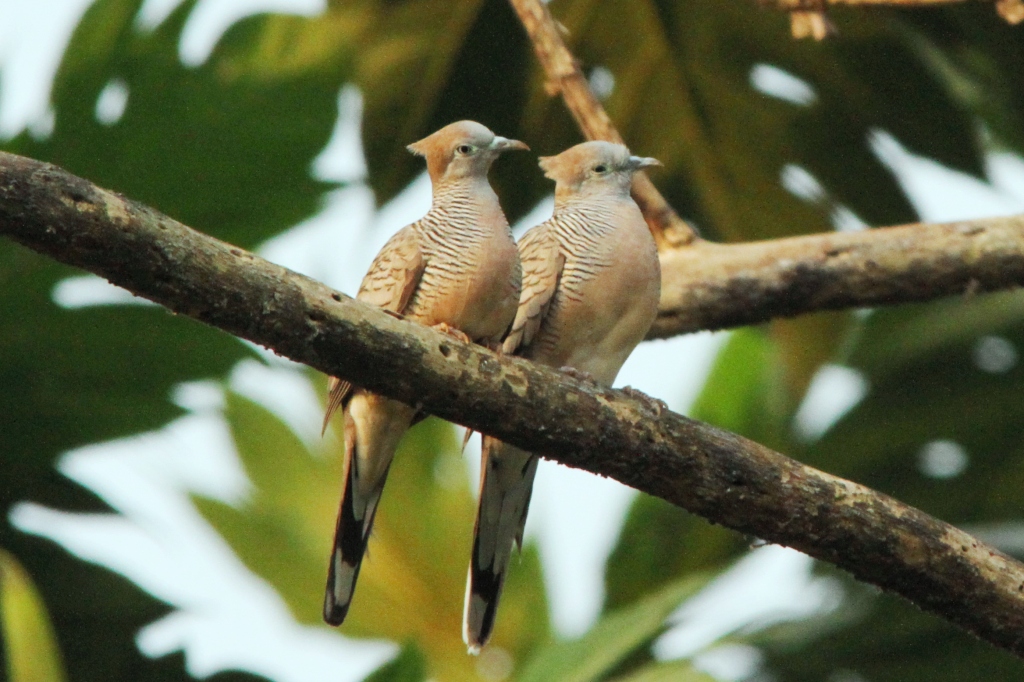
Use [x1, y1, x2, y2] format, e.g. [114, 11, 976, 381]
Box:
[538, 141, 660, 191]
[407, 121, 528, 184]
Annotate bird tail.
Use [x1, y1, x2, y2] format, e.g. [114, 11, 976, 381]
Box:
[323, 439, 388, 626]
[463, 437, 538, 652]
[323, 394, 413, 626]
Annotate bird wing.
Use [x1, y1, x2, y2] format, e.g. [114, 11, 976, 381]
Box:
[502, 223, 564, 355]
[356, 225, 427, 311]
[323, 226, 426, 433]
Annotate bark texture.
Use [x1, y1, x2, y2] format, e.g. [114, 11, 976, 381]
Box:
[5, 151, 1024, 657]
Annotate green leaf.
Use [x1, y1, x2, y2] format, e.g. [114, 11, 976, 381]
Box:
[0, 549, 67, 682]
[756, 292, 1024, 677]
[605, 329, 791, 611]
[363, 642, 427, 682]
[607, 659, 716, 682]
[755, 572, 1023, 681]
[516, 576, 708, 682]
[527, 0, 984, 242]
[604, 495, 745, 613]
[9, 0, 355, 246]
[199, 385, 550, 681]
[1, 0, 357, 676]
[898, 8, 1024, 157]
[690, 328, 793, 448]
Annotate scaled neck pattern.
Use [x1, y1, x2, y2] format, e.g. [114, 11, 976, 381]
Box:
[420, 178, 502, 239]
[547, 198, 624, 282]
[415, 177, 505, 262]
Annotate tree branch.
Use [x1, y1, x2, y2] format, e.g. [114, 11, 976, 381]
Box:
[5, 152, 1024, 657]
[507, 0, 698, 248]
[763, 0, 1024, 27]
[651, 217, 1024, 337]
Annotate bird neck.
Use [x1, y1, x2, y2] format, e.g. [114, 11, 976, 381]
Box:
[429, 176, 500, 216]
[554, 188, 629, 214]
[554, 181, 631, 206]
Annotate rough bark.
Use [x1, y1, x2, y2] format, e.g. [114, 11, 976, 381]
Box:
[5, 152, 1024, 658]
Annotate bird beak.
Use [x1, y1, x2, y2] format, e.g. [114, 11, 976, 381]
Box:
[490, 136, 530, 152]
[628, 155, 662, 170]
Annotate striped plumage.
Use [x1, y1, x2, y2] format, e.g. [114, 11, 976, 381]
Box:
[464, 141, 662, 652]
[322, 121, 526, 627]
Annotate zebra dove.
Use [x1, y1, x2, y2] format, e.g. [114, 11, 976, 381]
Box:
[463, 141, 661, 651]
[322, 121, 527, 626]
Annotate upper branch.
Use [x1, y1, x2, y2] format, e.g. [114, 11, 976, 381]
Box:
[651, 217, 1024, 337]
[507, 0, 698, 248]
[4, 152, 1024, 658]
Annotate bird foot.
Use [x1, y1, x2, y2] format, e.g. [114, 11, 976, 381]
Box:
[621, 385, 669, 416]
[558, 366, 598, 384]
[383, 309, 406, 320]
[431, 322, 472, 345]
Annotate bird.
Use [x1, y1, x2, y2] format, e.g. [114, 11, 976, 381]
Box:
[321, 121, 528, 627]
[463, 141, 662, 652]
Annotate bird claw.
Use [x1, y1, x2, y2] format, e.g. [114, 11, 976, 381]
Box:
[461, 427, 476, 453]
[431, 322, 472, 345]
[558, 366, 598, 384]
[621, 385, 668, 416]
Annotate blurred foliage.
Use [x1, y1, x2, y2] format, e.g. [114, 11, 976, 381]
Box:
[515, 577, 707, 682]
[2, 0, 1024, 679]
[362, 642, 427, 682]
[197, 393, 549, 680]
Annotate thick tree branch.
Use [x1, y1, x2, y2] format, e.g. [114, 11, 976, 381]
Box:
[651, 218, 1024, 337]
[507, 0, 698, 248]
[5, 153, 1024, 658]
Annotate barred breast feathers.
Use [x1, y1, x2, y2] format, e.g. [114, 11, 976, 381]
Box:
[406, 179, 506, 314]
[548, 201, 621, 297]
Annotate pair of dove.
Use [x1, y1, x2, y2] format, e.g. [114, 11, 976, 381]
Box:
[320, 120, 662, 652]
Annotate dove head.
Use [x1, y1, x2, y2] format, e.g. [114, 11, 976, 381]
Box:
[538, 141, 660, 203]
[407, 121, 529, 186]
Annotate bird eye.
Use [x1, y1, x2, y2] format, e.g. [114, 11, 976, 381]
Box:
[593, 164, 608, 173]
[457, 144, 474, 155]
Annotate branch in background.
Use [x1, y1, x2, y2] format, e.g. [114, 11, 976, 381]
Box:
[763, 0, 1024, 36]
[507, 0, 698, 248]
[650, 216, 1024, 337]
[5, 152, 1024, 659]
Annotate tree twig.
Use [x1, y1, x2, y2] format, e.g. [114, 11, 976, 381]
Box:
[651, 217, 1024, 337]
[770, 0, 1024, 21]
[764, 0, 1024, 35]
[507, 0, 698, 248]
[5, 152, 1024, 657]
